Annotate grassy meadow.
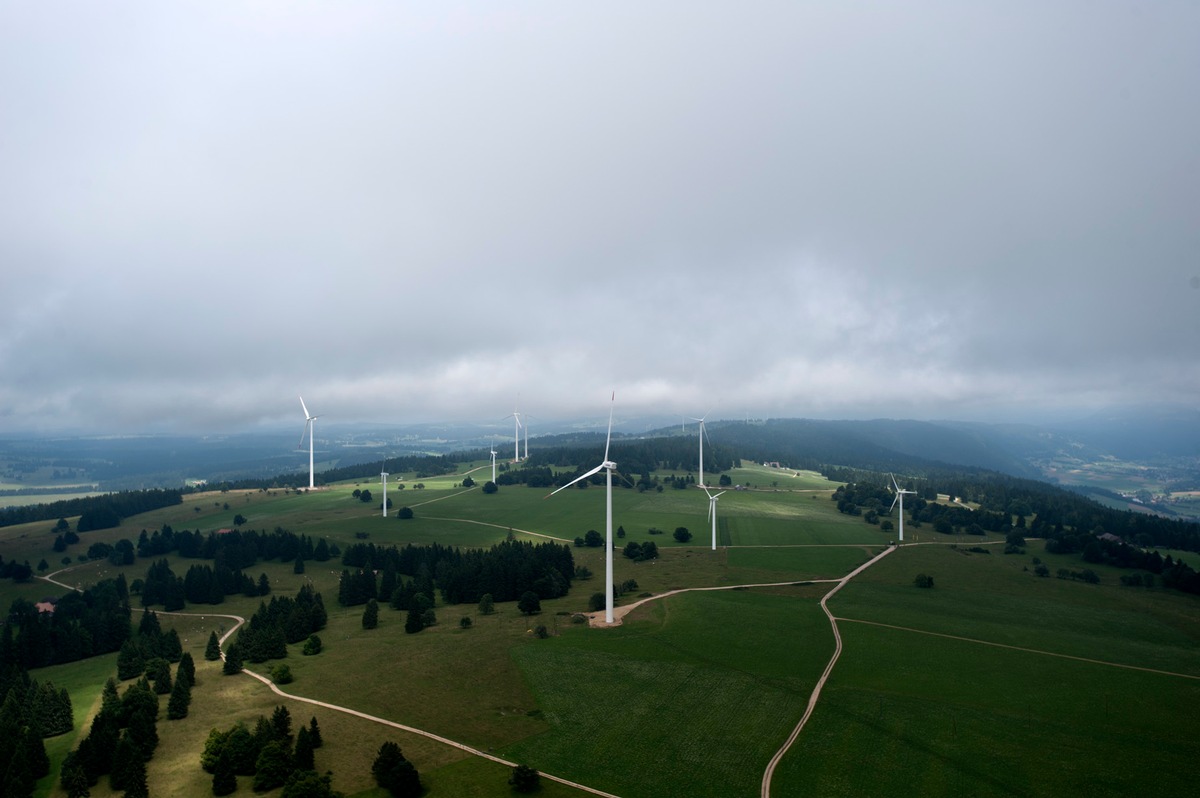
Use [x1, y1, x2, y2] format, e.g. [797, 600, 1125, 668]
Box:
[3, 465, 1198, 797]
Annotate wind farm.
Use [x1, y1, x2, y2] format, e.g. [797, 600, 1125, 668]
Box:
[3, 409, 1199, 798]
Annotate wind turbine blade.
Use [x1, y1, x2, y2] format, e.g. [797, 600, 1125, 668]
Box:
[707, 501, 713, 521]
[298, 419, 310, 449]
[890, 473, 900, 492]
[547, 463, 606, 497]
[603, 392, 614, 462]
[890, 493, 899, 513]
[299, 395, 310, 419]
[714, 491, 726, 499]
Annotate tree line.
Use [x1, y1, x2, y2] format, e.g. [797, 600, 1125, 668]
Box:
[0, 488, 182, 529]
[337, 539, 575, 607]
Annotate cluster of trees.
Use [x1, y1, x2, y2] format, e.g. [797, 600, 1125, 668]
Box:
[338, 539, 575, 607]
[0, 661, 73, 798]
[622, 541, 659, 562]
[227, 586, 328, 665]
[0, 488, 183, 529]
[3, 577, 132, 668]
[202, 707, 332, 796]
[60, 675, 164, 796]
[117, 610, 183, 679]
[0, 555, 34, 582]
[372, 741, 421, 797]
[131, 524, 341, 569]
[138, 558, 270, 611]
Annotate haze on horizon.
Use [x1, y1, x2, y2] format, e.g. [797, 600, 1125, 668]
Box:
[2, 2, 1197, 436]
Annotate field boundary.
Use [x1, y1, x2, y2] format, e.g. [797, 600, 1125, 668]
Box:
[834, 616, 1200, 681]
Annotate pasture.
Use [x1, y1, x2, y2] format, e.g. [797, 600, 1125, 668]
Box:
[5, 466, 1199, 797]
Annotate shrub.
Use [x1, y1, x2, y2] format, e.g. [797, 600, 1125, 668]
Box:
[460, 616, 472, 629]
[673, 527, 692, 543]
[913, 573, 934, 589]
[302, 635, 322, 655]
[270, 664, 293, 684]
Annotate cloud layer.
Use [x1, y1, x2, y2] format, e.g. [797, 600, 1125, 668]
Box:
[2, 2, 1197, 433]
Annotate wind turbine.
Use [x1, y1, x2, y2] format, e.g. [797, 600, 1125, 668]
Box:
[380, 465, 389, 518]
[298, 395, 318, 490]
[889, 474, 917, 543]
[548, 393, 617, 624]
[522, 413, 534, 460]
[704, 485, 726, 551]
[504, 402, 522, 462]
[690, 411, 713, 487]
[490, 437, 498, 484]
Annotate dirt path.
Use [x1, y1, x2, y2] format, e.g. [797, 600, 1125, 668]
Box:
[760, 544, 897, 798]
[38, 567, 619, 798]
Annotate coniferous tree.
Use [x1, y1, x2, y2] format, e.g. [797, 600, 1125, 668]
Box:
[404, 607, 424, 634]
[177, 651, 196, 688]
[166, 674, 191, 720]
[372, 741, 421, 798]
[362, 599, 379, 630]
[60, 751, 90, 798]
[293, 726, 315, 771]
[270, 705, 293, 744]
[307, 716, 323, 749]
[205, 631, 222, 661]
[109, 733, 138, 790]
[116, 640, 144, 681]
[222, 644, 243, 675]
[253, 740, 293, 792]
[147, 657, 172, 695]
[211, 746, 237, 796]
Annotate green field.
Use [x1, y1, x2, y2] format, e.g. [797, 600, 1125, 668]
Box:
[4, 467, 1199, 797]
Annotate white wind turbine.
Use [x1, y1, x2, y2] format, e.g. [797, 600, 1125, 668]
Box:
[504, 402, 522, 462]
[704, 485, 726, 551]
[548, 393, 618, 624]
[490, 437, 498, 484]
[380, 465, 389, 518]
[522, 413, 534, 460]
[889, 474, 917, 543]
[298, 395, 318, 490]
[690, 411, 713, 487]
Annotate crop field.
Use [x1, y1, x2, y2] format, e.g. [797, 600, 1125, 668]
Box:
[6, 463, 1200, 797]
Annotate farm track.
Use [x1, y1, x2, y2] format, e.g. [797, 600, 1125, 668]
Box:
[760, 544, 898, 798]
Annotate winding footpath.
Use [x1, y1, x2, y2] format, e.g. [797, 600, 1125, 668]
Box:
[759, 544, 897, 798]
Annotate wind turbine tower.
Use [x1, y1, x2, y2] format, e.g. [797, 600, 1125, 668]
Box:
[505, 403, 523, 462]
[380, 466, 389, 518]
[690, 412, 712, 487]
[704, 486, 726, 551]
[549, 393, 618, 624]
[490, 438, 498, 484]
[890, 474, 917, 543]
[298, 395, 318, 490]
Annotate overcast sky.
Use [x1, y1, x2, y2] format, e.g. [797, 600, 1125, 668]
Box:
[2, 1, 1197, 435]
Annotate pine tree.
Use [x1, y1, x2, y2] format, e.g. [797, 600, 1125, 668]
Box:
[116, 640, 144, 681]
[122, 753, 149, 798]
[205, 631, 222, 661]
[211, 747, 237, 797]
[404, 607, 424, 634]
[60, 751, 90, 798]
[373, 741, 420, 797]
[307, 716, 323, 748]
[362, 599, 379, 629]
[177, 652, 196, 688]
[166, 675, 191, 720]
[222, 644, 243, 675]
[270, 705, 293, 744]
[253, 741, 293, 792]
[147, 657, 172, 695]
[293, 726, 315, 771]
